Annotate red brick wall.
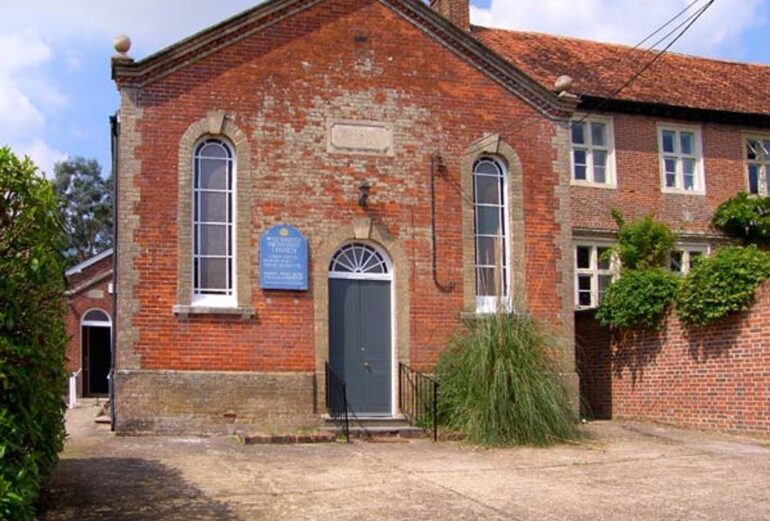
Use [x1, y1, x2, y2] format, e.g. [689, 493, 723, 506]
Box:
[572, 113, 758, 233]
[65, 273, 113, 375]
[578, 282, 770, 436]
[122, 0, 565, 373]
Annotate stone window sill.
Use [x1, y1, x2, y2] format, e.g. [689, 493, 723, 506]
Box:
[172, 304, 255, 319]
[460, 310, 518, 321]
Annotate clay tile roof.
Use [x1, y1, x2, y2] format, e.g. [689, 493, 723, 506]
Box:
[472, 26, 770, 117]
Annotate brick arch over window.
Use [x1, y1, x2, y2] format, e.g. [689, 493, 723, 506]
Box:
[461, 134, 527, 313]
[176, 112, 252, 309]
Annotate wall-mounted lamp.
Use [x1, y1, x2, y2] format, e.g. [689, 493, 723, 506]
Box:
[432, 153, 448, 178]
[358, 181, 373, 208]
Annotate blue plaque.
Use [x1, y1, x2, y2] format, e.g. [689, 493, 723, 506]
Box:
[259, 225, 309, 291]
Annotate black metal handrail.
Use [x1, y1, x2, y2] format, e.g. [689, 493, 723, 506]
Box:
[325, 362, 350, 442]
[399, 363, 438, 441]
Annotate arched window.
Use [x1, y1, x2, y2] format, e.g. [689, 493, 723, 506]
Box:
[193, 138, 235, 305]
[81, 309, 111, 326]
[473, 157, 510, 313]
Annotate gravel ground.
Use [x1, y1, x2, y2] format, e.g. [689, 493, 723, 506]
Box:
[39, 401, 770, 520]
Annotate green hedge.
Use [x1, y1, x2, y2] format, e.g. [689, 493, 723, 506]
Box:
[596, 269, 679, 330]
[677, 245, 770, 327]
[0, 148, 68, 520]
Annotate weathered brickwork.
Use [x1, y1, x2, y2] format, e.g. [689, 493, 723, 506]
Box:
[577, 282, 770, 436]
[113, 0, 577, 432]
[572, 113, 764, 235]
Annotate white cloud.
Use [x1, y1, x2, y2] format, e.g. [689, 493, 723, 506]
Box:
[1, 0, 263, 56]
[471, 0, 765, 59]
[0, 76, 46, 140]
[0, 30, 53, 72]
[17, 138, 68, 178]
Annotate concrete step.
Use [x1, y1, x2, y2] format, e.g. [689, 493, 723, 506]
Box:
[322, 415, 429, 439]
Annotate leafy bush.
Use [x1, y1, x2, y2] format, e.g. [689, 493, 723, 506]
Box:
[609, 210, 676, 269]
[435, 313, 578, 446]
[0, 148, 68, 520]
[677, 245, 770, 327]
[712, 192, 770, 245]
[596, 269, 679, 330]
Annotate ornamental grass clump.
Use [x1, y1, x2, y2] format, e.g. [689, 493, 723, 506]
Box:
[435, 312, 578, 447]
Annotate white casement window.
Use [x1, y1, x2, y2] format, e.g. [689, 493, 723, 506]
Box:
[669, 246, 707, 275]
[570, 117, 616, 187]
[473, 157, 511, 313]
[192, 139, 236, 307]
[746, 137, 770, 196]
[658, 125, 705, 194]
[575, 244, 614, 309]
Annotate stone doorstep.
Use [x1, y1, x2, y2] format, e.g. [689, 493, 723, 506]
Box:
[240, 432, 337, 445]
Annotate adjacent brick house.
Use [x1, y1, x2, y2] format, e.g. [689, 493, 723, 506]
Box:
[64, 249, 114, 399]
[110, 0, 769, 434]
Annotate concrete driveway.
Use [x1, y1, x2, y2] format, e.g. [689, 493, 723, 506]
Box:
[40, 402, 770, 520]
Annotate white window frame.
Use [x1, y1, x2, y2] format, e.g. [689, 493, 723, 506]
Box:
[669, 244, 709, 276]
[744, 134, 770, 196]
[574, 243, 616, 310]
[473, 157, 512, 314]
[570, 115, 617, 188]
[658, 123, 705, 195]
[192, 138, 237, 308]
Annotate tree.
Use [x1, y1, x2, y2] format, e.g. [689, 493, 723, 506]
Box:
[0, 147, 68, 520]
[52, 157, 112, 264]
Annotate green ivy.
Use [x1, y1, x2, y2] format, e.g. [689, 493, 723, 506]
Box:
[0, 147, 68, 520]
[596, 269, 679, 330]
[712, 192, 770, 245]
[677, 245, 770, 327]
[608, 210, 676, 270]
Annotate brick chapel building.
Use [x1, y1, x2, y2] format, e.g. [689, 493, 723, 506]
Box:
[109, 0, 770, 434]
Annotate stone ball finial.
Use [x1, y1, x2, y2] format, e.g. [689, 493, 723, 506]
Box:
[554, 75, 574, 93]
[114, 34, 132, 55]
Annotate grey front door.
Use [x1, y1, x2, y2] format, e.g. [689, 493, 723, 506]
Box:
[329, 278, 392, 416]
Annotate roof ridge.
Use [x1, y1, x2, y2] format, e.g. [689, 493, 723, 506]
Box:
[471, 25, 770, 70]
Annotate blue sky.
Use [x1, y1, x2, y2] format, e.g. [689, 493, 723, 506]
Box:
[1, 0, 767, 177]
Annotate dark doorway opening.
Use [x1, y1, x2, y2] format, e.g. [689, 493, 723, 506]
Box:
[82, 325, 111, 397]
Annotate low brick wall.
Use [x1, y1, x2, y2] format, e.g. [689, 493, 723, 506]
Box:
[577, 282, 770, 436]
[114, 370, 320, 435]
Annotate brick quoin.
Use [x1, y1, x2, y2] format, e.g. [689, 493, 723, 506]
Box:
[577, 282, 770, 437]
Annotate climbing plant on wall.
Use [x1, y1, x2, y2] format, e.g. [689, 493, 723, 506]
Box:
[595, 211, 678, 330]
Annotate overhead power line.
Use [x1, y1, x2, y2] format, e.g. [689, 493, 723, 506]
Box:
[572, 0, 717, 126]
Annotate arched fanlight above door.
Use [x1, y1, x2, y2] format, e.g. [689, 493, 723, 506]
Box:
[328, 243, 391, 280]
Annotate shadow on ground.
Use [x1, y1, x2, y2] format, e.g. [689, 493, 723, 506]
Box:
[39, 457, 240, 521]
